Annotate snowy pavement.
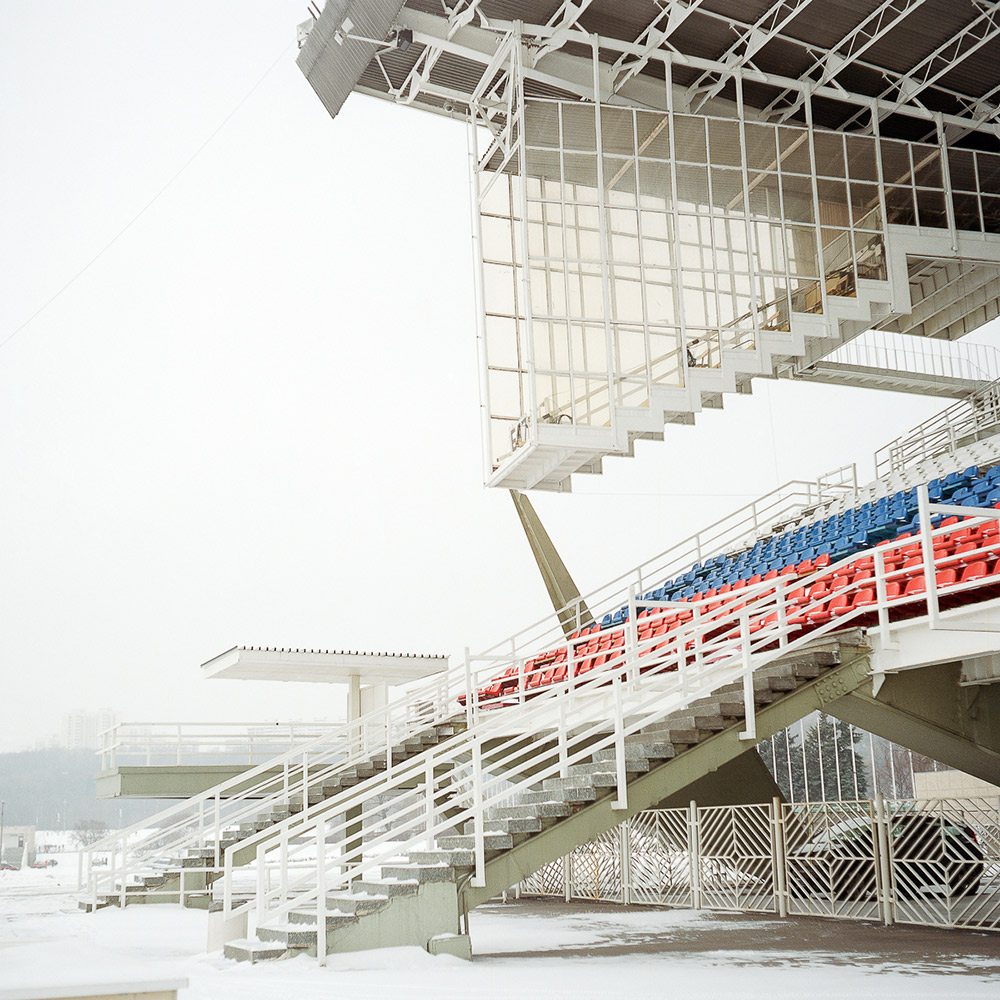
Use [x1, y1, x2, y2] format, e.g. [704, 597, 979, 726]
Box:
[2, 860, 999, 999]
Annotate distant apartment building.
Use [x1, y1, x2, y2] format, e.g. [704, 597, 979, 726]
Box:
[60, 709, 117, 750]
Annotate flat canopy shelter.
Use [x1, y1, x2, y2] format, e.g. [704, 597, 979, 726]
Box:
[201, 646, 449, 720]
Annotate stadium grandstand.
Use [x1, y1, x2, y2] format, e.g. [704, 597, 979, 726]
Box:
[80, 0, 1000, 967]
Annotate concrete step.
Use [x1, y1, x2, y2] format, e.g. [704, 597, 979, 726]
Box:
[519, 785, 598, 805]
[408, 848, 475, 868]
[322, 892, 391, 916]
[223, 938, 288, 963]
[379, 863, 457, 883]
[462, 815, 542, 835]
[542, 774, 601, 792]
[353, 878, 420, 898]
[287, 907, 359, 929]
[627, 741, 676, 760]
[256, 923, 317, 949]
[494, 801, 573, 820]
[438, 832, 513, 852]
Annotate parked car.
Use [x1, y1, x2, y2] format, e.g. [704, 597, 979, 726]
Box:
[789, 812, 983, 900]
[30, 858, 58, 868]
[0, 862, 19, 871]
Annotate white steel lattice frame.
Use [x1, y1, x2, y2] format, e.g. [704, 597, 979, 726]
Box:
[354, 4, 1000, 140]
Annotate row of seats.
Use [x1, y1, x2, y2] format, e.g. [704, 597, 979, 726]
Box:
[603, 464, 997, 625]
[462, 461, 1000, 708]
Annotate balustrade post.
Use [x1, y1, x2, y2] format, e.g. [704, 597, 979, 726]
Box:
[738, 611, 756, 741]
[612, 675, 628, 811]
[772, 798, 788, 918]
[471, 733, 486, 888]
[688, 801, 701, 910]
[317, 820, 328, 966]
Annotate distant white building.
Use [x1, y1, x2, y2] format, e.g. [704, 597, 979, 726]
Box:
[60, 709, 117, 750]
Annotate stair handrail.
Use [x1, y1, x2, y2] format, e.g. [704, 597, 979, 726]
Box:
[476, 465, 857, 660]
[81, 464, 858, 905]
[821, 331, 1000, 387]
[97, 721, 349, 770]
[227, 495, 1000, 933]
[875, 377, 1000, 477]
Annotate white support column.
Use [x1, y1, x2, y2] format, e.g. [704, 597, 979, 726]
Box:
[874, 793, 894, 926]
[772, 798, 788, 918]
[688, 800, 701, 910]
[620, 818, 632, 905]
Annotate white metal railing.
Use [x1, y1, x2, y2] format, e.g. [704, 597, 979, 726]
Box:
[520, 795, 1000, 932]
[96, 722, 347, 770]
[875, 377, 1000, 477]
[820, 330, 1000, 386]
[218, 490, 1000, 960]
[78, 465, 857, 907]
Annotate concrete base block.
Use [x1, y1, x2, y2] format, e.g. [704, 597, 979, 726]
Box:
[207, 907, 248, 952]
[426, 933, 472, 961]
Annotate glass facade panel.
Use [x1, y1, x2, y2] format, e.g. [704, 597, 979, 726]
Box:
[478, 96, 996, 472]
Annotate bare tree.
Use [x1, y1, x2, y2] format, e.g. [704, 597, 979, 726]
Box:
[73, 819, 109, 847]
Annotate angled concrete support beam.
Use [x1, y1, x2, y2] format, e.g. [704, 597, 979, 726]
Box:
[653, 746, 785, 809]
[510, 489, 594, 638]
[827, 661, 1000, 785]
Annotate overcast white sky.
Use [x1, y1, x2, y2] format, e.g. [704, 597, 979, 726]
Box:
[2, 2, 998, 752]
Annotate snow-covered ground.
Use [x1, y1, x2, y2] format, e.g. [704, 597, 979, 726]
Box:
[2, 851, 999, 999]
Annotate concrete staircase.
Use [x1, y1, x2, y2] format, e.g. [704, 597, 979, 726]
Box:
[79, 718, 465, 912]
[500, 275, 898, 492]
[225, 634, 869, 962]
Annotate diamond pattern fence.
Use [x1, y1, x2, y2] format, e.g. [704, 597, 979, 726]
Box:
[517, 796, 1000, 931]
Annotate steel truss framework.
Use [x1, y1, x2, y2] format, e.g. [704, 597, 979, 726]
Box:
[297, 1, 1000, 491]
[300, 1, 1000, 144]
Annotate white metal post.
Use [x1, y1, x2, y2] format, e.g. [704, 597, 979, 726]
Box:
[916, 483, 941, 627]
[612, 675, 628, 810]
[425, 756, 436, 850]
[255, 843, 266, 929]
[463, 647, 476, 728]
[689, 800, 701, 910]
[874, 793, 894, 926]
[626, 585, 638, 687]
[620, 818, 632, 906]
[317, 819, 327, 967]
[558, 700, 569, 779]
[739, 611, 757, 741]
[772, 798, 788, 918]
[118, 834, 126, 909]
[470, 733, 486, 888]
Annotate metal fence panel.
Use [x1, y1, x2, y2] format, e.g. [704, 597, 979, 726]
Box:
[629, 809, 693, 907]
[517, 796, 1000, 936]
[697, 804, 776, 913]
[783, 800, 882, 921]
[886, 796, 1000, 931]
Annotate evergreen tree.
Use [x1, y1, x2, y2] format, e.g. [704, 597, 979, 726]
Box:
[758, 715, 870, 802]
[757, 726, 806, 802]
[801, 713, 869, 801]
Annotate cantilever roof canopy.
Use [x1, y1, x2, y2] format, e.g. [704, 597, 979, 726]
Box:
[298, 0, 1000, 149]
[202, 646, 448, 684]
